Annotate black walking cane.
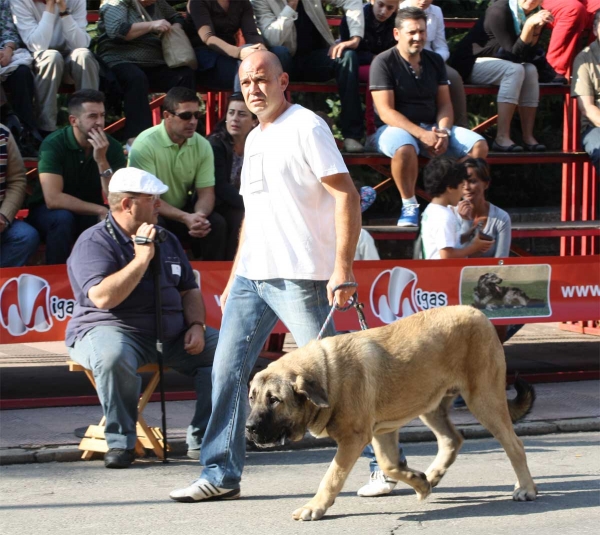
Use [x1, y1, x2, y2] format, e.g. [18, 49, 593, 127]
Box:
[135, 228, 169, 463]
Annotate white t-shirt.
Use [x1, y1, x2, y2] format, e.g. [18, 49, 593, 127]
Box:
[421, 203, 462, 259]
[355, 229, 380, 260]
[237, 104, 349, 280]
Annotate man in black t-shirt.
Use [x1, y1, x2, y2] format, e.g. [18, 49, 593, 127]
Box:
[368, 7, 488, 227]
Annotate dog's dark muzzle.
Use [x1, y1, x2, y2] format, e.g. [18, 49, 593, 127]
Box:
[245, 411, 289, 447]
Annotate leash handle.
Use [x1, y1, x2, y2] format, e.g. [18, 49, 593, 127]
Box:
[317, 282, 369, 340]
[332, 281, 359, 311]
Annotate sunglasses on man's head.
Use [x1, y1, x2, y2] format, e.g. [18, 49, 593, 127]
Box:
[168, 110, 202, 121]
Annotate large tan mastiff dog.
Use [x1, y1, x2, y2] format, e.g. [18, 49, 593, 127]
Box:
[246, 305, 537, 521]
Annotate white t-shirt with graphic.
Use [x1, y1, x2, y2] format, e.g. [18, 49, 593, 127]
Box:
[421, 203, 462, 259]
[237, 104, 349, 280]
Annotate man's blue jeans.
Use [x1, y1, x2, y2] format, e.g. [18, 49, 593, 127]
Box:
[69, 325, 218, 450]
[270, 47, 364, 141]
[27, 205, 98, 265]
[199, 276, 335, 489]
[583, 126, 600, 175]
[0, 220, 39, 267]
[362, 443, 406, 473]
[196, 46, 290, 92]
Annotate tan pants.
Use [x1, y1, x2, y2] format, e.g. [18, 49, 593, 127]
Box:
[469, 57, 539, 107]
[33, 49, 100, 131]
[446, 64, 468, 128]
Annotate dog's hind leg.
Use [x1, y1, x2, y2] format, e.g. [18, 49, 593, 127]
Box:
[465, 388, 538, 501]
[419, 396, 464, 488]
[372, 431, 431, 501]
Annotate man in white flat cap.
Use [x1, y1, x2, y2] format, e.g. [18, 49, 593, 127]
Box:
[66, 167, 218, 469]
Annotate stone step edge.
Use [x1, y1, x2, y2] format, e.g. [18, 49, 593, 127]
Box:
[1, 417, 597, 466]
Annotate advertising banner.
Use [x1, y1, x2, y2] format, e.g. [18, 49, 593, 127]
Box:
[1, 256, 598, 344]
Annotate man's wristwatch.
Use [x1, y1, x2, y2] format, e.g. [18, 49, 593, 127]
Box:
[440, 127, 452, 137]
[99, 168, 113, 179]
[59, 9, 71, 17]
[188, 321, 206, 332]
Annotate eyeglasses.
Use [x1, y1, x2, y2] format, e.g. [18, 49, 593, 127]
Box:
[168, 110, 202, 121]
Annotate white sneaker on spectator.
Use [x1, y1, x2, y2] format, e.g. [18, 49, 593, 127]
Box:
[186, 448, 200, 460]
[357, 470, 398, 497]
[169, 478, 240, 502]
[343, 138, 364, 153]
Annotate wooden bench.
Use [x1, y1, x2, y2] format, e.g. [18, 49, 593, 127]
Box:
[67, 360, 168, 461]
[362, 220, 600, 257]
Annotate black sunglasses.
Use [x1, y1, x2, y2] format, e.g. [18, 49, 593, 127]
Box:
[168, 110, 202, 121]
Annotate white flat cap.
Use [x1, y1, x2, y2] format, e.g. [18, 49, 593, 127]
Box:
[108, 167, 169, 195]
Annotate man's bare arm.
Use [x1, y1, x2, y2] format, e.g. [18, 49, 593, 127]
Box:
[194, 187, 215, 216]
[39, 173, 108, 217]
[371, 90, 440, 149]
[88, 224, 156, 309]
[578, 95, 600, 127]
[220, 219, 246, 312]
[321, 172, 361, 305]
[181, 288, 207, 326]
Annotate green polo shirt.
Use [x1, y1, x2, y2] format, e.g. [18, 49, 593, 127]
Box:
[29, 126, 126, 207]
[128, 122, 215, 209]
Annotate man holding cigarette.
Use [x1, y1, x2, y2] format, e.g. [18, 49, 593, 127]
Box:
[368, 7, 488, 228]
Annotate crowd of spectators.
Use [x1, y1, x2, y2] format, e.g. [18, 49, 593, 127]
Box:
[0, 0, 598, 267]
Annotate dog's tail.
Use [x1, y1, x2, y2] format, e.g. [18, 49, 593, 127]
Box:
[508, 375, 536, 423]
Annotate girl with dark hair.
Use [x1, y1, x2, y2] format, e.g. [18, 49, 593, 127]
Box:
[208, 93, 257, 260]
[459, 159, 521, 348]
[458, 158, 512, 258]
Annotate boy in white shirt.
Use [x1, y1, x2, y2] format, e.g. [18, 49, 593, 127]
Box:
[421, 157, 493, 259]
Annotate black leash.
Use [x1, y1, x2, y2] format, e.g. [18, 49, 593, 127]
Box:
[316, 282, 369, 340]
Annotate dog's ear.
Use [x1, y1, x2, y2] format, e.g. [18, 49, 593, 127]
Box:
[292, 375, 330, 408]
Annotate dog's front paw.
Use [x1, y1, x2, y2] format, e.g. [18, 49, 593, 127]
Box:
[292, 502, 327, 521]
[512, 484, 538, 501]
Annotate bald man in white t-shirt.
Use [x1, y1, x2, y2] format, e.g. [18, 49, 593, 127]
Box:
[171, 51, 361, 503]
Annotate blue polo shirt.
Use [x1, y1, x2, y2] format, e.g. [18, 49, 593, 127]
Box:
[65, 212, 197, 347]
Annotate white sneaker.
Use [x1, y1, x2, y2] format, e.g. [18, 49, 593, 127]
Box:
[357, 470, 398, 497]
[186, 448, 200, 460]
[343, 138, 365, 153]
[169, 478, 241, 502]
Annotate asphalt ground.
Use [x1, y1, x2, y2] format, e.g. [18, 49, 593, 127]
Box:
[1, 433, 599, 535]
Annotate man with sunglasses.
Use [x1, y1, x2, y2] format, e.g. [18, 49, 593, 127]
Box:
[128, 87, 227, 260]
[66, 167, 218, 469]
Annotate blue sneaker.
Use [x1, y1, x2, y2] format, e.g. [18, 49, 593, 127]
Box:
[397, 203, 420, 227]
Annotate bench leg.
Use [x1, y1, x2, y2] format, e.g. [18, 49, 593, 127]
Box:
[76, 368, 167, 462]
[137, 414, 166, 460]
[79, 416, 106, 460]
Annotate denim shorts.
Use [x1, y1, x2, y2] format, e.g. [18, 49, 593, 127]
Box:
[368, 123, 484, 159]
